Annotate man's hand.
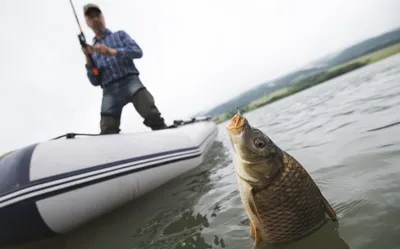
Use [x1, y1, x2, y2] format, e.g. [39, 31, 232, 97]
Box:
[82, 45, 93, 56]
[82, 45, 94, 67]
[92, 44, 118, 56]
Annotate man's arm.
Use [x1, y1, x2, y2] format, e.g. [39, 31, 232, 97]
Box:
[115, 31, 143, 60]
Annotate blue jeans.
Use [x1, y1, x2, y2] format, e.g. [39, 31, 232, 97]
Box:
[101, 74, 144, 117]
[100, 74, 166, 134]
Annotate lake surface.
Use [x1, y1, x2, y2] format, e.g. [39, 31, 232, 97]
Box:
[7, 54, 400, 249]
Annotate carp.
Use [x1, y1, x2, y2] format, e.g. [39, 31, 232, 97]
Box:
[226, 112, 337, 247]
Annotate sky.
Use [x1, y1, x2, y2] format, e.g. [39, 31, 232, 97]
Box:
[0, 0, 399, 154]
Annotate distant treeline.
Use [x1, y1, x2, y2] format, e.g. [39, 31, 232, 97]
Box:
[325, 28, 400, 67]
[214, 61, 367, 123]
[248, 61, 367, 110]
[203, 28, 400, 120]
[289, 61, 367, 94]
[357, 39, 400, 59]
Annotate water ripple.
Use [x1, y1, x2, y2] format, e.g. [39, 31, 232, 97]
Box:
[332, 110, 355, 118]
[366, 121, 400, 132]
[326, 121, 355, 133]
[303, 119, 332, 134]
[334, 199, 370, 217]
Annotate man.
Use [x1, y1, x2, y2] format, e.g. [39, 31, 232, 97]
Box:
[82, 3, 167, 134]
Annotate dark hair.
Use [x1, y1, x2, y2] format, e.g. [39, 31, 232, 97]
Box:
[85, 7, 101, 16]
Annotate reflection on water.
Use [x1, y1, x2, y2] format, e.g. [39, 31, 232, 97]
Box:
[5, 54, 400, 249]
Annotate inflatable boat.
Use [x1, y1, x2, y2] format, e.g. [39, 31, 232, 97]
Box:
[0, 117, 218, 246]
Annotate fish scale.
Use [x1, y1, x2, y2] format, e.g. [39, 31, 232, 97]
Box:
[247, 152, 329, 243]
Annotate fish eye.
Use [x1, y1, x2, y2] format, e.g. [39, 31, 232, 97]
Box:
[254, 138, 266, 148]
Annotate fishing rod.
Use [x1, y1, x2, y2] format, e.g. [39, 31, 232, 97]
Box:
[69, 0, 101, 86]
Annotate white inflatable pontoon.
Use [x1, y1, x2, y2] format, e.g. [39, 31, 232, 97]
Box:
[0, 117, 218, 246]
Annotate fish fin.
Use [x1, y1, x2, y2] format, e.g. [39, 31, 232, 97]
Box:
[322, 195, 337, 221]
[249, 220, 256, 239]
[249, 188, 262, 223]
[249, 188, 263, 247]
[254, 227, 262, 248]
[250, 220, 262, 248]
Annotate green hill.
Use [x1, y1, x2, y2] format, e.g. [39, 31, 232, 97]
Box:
[200, 27, 400, 122]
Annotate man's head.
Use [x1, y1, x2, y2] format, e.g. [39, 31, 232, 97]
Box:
[84, 3, 106, 33]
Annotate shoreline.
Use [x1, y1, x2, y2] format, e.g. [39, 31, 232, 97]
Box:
[213, 42, 400, 124]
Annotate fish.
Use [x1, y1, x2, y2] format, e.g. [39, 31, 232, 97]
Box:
[226, 111, 337, 248]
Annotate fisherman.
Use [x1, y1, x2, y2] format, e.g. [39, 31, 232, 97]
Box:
[81, 3, 167, 134]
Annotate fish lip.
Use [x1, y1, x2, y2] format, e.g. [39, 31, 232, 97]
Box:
[226, 126, 244, 135]
[226, 112, 246, 134]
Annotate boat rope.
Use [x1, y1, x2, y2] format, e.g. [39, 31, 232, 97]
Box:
[50, 116, 213, 140]
[51, 133, 101, 140]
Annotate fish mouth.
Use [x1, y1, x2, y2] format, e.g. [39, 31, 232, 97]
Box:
[227, 112, 246, 134]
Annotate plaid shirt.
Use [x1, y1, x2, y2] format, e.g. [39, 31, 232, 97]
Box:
[85, 29, 143, 87]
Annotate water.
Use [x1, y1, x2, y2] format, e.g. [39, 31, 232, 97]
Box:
[6, 54, 400, 249]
